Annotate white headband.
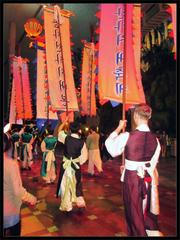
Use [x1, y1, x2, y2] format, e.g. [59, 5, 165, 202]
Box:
[3, 123, 11, 134]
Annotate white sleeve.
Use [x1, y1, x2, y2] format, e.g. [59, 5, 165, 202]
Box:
[58, 131, 67, 144]
[105, 131, 129, 157]
[79, 143, 88, 165]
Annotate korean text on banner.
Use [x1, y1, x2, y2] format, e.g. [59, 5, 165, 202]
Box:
[44, 6, 78, 111]
[81, 42, 96, 116]
[98, 4, 145, 105]
[36, 49, 58, 120]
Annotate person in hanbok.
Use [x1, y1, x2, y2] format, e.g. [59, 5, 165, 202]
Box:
[56, 119, 88, 213]
[40, 129, 58, 184]
[86, 126, 103, 176]
[105, 104, 163, 237]
[20, 126, 34, 170]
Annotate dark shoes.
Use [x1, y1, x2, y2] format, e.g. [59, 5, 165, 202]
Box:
[98, 171, 103, 177]
[87, 172, 103, 178]
[87, 173, 94, 177]
[21, 167, 27, 171]
[77, 207, 86, 214]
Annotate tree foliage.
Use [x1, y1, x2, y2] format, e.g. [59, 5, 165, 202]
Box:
[141, 40, 176, 136]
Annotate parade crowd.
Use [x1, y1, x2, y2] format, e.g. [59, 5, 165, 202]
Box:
[4, 104, 166, 237]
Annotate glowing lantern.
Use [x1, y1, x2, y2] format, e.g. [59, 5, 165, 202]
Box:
[24, 18, 43, 38]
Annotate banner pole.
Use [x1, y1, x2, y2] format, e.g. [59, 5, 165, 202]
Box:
[57, 7, 69, 118]
[44, 51, 49, 123]
[122, 4, 127, 166]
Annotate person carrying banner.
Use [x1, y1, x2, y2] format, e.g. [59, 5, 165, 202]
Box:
[40, 129, 58, 184]
[56, 119, 88, 213]
[105, 104, 163, 237]
[86, 126, 103, 176]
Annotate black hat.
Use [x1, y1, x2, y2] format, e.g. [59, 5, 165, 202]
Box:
[70, 121, 81, 133]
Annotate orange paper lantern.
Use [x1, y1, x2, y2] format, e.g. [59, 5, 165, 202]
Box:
[24, 18, 43, 38]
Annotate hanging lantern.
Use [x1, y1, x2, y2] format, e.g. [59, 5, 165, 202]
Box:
[24, 18, 43, 38]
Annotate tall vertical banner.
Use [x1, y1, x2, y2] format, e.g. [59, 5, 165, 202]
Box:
[44, 5, 78, 112]
[36, 49, 58, 119]
[21, 61, 33, 119]
[169, 4, 176, 58]
[132, 4, 146, 104]
[11, 56, 33, 120]
[81, 42, 96, 116]
[9, 77, 16, 123]
[98, 4, 145, 105]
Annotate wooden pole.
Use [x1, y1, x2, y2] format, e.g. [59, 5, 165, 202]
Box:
[57, 7, 69, 118]
[44, 53, 49, 123]
[122, 4, 127, 166]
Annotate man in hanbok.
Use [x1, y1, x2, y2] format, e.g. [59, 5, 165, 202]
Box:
[40, 129, 58, 184]
[105, 104, 163, 237]
[56, 120, 88, 213]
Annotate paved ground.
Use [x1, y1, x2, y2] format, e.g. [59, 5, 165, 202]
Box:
[19, 152, 177, 237]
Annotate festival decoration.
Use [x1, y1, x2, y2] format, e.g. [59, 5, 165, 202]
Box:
[24, 18, 43, 38]
[36, 49, 58, 119]
[80, 41, 96, 116]
[168, 4, 176, 59]
[11, 56, 33, 120]
[98, 4, 145, 106]
[43, 5, 78, 113]
[132, 4, 146, 105]
[9, 75, 16, 123]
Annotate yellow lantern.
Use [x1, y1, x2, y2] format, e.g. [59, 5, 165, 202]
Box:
[24, 18, 43, 38]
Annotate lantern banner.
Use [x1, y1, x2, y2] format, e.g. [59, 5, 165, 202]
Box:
[13, 59, 24, 119]
[81, 42, 96, 116]
[9, 77, 16, 123]
[12, 56, 33, 119]
[36, 49, 58, 119]
[132, 4, 146, 104]
[169, 4, 176, 57]
[44, 5, 78, 111]
[21, 61, 33, 119]
[98, 4, 145, 105]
